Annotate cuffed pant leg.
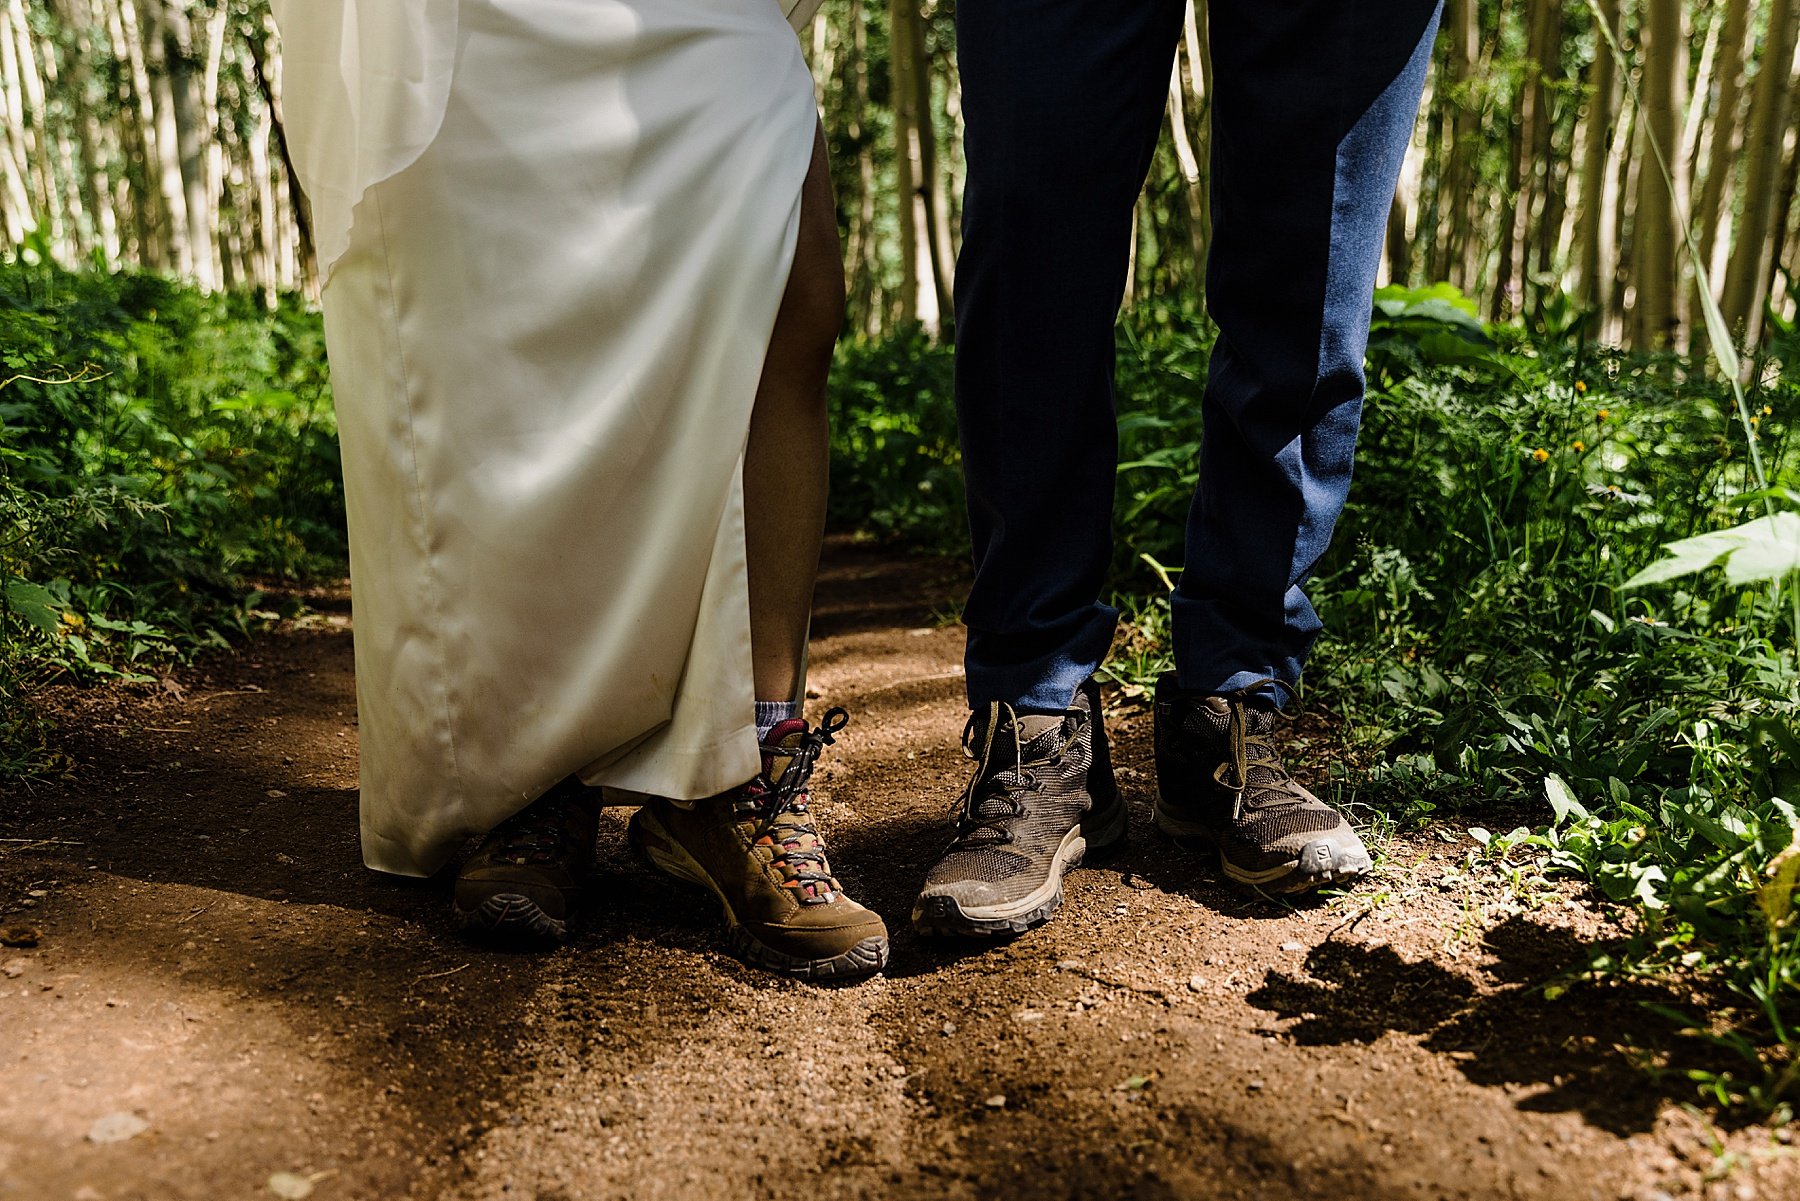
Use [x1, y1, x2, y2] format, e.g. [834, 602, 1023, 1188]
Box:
[956, 0, 1187, 712]
[1171, 0, 1442, 698]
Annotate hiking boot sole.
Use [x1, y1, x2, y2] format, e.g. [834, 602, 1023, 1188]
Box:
[1153, 793, 1372, 894]
[454, 891, 571, 946]
[911, 794, 1129, 938]
[627, 808, 890, 982]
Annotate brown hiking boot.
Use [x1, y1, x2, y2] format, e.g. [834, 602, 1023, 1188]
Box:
[912, 676, 1126, 937]
[453, 775, 600, 945]
[1153, 673, 1371, 893]
[627, 709, 889, 981]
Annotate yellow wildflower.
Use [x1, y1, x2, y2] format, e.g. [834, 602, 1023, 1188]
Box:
[1574, 380, 1588, 394]
[1763, 405, 1774, 416]
[1596, 408, 1610, 421]
[1572, 441, 1586, 453]
[1532, 448, 1550, 463]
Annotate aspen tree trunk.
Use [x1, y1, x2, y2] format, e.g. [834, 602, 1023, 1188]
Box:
[247, 14, 313, 288]
[1433, 0, 1481, 290]
[1387, 72, 1430, 289]
[1678, 6, 1721, 176]
[889, 0, 919, 328]
[1495, 0, 1549, 320]
[0, 1, 37, 246]
[1722, 0, 1800, 341]
[1527, 0, 1564, 311]
[1692, 0, 1752, 349]
[1124, 202, 1138, 309]
[6, 0, 60, 248]
[941, 42, 964, 261]
[138, 0, 199, 277]
[37, 22, 92, 262]
[810, 8, 830, 110]
[155, 0, 216, 286]
[1634, 0, 1680, 349]
[845, 0, 880, 335]
[201, 5, 228, 289]
[888, 0, 935, 331]
[1747, 42, 1800, 351]
[1165, 50, 1207, 296]
[906, 7, 954, 329]
[1576, 9, 1616, 314]
[1182, 0, 1211, 266]
[1602, 90, 1639, 345]
[110, 0, 169, 268]
[248, 61, 280, 301]
[58, 0, 122, 264]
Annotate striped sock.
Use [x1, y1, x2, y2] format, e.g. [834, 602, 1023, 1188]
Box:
[754, 699, 802, 743]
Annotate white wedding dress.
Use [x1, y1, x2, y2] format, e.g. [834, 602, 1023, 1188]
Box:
[271, 0, 824, 876]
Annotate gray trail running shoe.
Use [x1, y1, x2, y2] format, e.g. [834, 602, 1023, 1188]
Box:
[913, 676, 1127, 937]
[628, 710, 889, 982]
[453, 775, 600, 945]
[1152, 672, 1371, 893]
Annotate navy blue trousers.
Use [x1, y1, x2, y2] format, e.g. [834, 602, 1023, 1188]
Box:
[955, 0, 1443, 712]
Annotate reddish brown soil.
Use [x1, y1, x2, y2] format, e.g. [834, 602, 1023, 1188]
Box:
[2, 542, 1796, 1200]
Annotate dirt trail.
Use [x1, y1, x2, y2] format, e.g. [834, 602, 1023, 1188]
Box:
[2, 542, 1795, 1200]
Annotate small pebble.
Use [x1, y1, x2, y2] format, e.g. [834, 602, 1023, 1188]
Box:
[86, 1112, 149, 1143]
[941, 1021, 957, 1036]
[1187, 975, 1206, 992]
[1247, 1080, 1265, 1092]
[984, 1094, 1007, 1109]
[1280, 941, 1304, 952]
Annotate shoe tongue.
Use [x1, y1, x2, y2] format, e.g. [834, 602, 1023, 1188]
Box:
[1192, 695, 1277, 737]
[990, 712, 1064, 763]
[760, 717, 810, 776]
[764, 717, 809, 747]
[1012, 713, 1063, 740]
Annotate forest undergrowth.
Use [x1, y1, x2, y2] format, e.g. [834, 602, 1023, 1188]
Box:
[0, 258, 338, 772]
[4, 259, 1799, 1115]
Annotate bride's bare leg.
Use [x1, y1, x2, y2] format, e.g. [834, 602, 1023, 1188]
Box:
[744, 125, 842, 705]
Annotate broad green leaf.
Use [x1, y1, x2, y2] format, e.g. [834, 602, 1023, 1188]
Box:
[1719, 516, 1800, 585]
[3, 578, 61, 634]
[1625, 513, 1800, 588]
[1757, 836, 1800, 930]
[1545, 775, 1588, 825]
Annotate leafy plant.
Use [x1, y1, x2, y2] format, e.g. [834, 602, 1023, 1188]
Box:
[0, 258, 340, 774]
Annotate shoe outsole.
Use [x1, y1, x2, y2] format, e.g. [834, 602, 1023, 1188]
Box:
[627, 808, 890, 982]
[1153, 794, 1372, 895]
[911, 793, 1129, 939]
[728, 927, 891, 981]
[454, 892, 570, 946]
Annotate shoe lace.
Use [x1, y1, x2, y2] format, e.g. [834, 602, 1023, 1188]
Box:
[1210, 678, 1302, 823]
[738, 707, 850, 904]
[490, 792, 572, 865]
[949, 701, 1079, 846]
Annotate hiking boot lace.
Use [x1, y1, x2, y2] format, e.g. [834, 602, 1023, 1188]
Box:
[490, 793, 571, 865]
[1211, 678, 1302, 823]
[950, 702, 1080, 846]
[735, 707, 850, 904]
